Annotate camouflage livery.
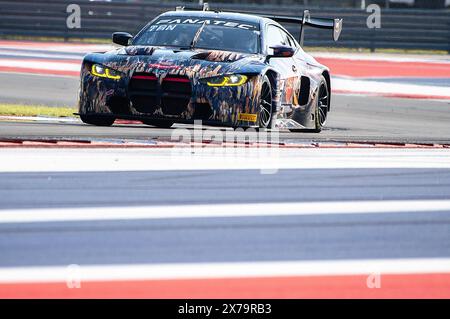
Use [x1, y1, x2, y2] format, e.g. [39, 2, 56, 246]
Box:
[79, 47, 275, 126]
[78, 10, 338, 130]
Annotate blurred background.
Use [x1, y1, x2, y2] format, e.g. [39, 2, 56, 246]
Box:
[0, 0, 449, 53]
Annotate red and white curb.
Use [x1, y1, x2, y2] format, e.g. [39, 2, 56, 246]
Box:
[0, 138, 449, 149]
[312, 51, 450, 64]
[0, 59, 80, 77]
[0, 198, 450, 298]
[0, 258, 449, 298]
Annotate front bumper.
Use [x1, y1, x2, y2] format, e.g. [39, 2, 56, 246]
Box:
[78, 67, 262, 127]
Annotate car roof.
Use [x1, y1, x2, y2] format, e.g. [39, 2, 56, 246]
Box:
[159, 10, 277, 26]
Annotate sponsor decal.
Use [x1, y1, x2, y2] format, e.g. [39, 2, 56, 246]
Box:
[148, 24, 178, 32]
[147, 62, 181, 70]
[155, 18, 257, 30]
[238, 113, 258, 122]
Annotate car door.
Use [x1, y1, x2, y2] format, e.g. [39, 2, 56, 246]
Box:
[266, 25, 299, 106]
[284, 31, 309, 107]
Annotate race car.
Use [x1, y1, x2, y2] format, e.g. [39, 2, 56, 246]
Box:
[78, 5, 342, 132]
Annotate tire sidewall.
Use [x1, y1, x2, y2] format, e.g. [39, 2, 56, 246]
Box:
[258, 75, 273, 129]
[314, 76, 329, 133]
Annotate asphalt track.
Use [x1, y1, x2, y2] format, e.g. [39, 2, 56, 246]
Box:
[1, 147, 450, 298]
[1, 71, 450, 298]
[1, 73, 450, 144]
[1, 167, 450, 267]
[0, 73, 76, 107]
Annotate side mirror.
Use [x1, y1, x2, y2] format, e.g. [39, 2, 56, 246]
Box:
[268, 45, 295, 58]
[112, 32, 133, 46]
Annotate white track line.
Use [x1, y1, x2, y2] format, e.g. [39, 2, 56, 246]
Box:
[312, 52, 450, 64]
[0, 49, 83, 60]
[1, 148, 450, 173]
[0, 43, 113, 53]
[0, 116, 79, 123]
[0, 59, 80, 71]
[333, 77, 450, 99]
[0, 258, 449, 283]
[1, 200, 450, 224]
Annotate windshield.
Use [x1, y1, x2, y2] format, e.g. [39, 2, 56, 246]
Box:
[133, 17, 260, 54]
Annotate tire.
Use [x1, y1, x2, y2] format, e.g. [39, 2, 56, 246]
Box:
[312, 76, 329, 133]
[258, 75, 273, 129]
[80, 114, 115, 126]
[142, 119, 174, 128]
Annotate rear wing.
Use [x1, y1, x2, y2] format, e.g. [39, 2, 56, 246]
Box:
[175, 5, 343, 47]
[262, 10, 343, 46]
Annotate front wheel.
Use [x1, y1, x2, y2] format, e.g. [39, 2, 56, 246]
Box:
[80, 114, 115, 126]
[258, 76, 273, 129]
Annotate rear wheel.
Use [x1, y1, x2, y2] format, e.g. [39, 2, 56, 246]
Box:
[142, 119, 174, 128]
[312, 76, 329, 133]
[258, 76, 273, 129]
[80, 114, 115, 126]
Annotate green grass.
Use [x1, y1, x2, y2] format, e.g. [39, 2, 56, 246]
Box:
[0, 104, 77, 117]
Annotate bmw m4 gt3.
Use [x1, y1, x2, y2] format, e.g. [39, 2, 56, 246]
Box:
[78, 7, 342, 132]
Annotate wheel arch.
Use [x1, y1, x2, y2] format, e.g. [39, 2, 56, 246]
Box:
[263, 69, 280, 115]
[322, 70, 331, 111]
[264, 69, 278, 95]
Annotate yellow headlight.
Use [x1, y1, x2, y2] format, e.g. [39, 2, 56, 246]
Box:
[206, 75, 248, 87]
[91, 64, 121, 80]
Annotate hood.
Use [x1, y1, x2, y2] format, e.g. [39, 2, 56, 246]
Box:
[121, 46, 252, 63]
[96, 46, 265, 79]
